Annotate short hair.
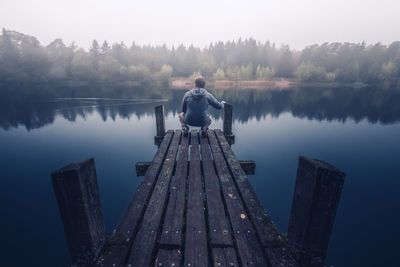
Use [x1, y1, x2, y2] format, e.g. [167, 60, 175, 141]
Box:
[194, 76, 205, 88]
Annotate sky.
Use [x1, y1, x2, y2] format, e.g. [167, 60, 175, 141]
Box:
[0, 0, 399, 50]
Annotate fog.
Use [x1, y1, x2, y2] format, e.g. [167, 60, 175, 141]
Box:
[1, 0, 399, 49]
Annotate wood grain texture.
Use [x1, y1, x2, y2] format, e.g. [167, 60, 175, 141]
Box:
[126, 131, 181, 267]
[215, 129, 284, 249]
[156, 248, 182, 267]
[209, 130, 268, 267]
[155, 105, 166, 137]
[212, 247, 240, 267]
[184, 130, 209, 267]
[288, 157, 345, 267]
[99, 131, 175, 266]
[200, 132, 233, 247]
[51, 158, 105, 265]
[160, 133, 189, 246]
[90, 127, 303, 267]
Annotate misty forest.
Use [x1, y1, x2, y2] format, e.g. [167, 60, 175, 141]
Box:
[1, 16, 400, 266]
[1, 29, 400, 99]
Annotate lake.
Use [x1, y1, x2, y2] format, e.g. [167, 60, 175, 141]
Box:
[0, 86, 399, 266]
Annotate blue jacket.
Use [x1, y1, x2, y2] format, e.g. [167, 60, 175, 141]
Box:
[181, 87, 224, 127]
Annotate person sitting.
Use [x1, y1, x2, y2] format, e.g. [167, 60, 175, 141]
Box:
[179, 76, 226, 137]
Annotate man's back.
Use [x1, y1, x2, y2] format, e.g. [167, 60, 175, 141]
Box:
[181, 87, 223, 127]
[179, 76, 225, 136]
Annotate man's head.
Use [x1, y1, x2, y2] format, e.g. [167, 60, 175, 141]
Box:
[194, 76, 205, 88]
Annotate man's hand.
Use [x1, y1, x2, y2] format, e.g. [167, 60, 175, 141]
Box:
[221, 101, 226, 105]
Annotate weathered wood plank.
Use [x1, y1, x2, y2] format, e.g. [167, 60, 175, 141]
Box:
[200, 133, 233, 247]
[223, 103, 235, 145]
[223, 103, 233, 136]
[214, 130, 298, 266]
[156, 248, 182, 267]
[288, 157, 345, 267]
[154, 105, 166, 145]
[212, 247, 240, 267]
[159, 133, 189, 246]
[265, 247, 298, 267]
[51, 158, 105, 265]
[215, 129, 285, 249]
[135, 161, 150, 176]
[184, 130, 208, 267]
[239, 160, 256, 175]
[99, 131, 175, 266]
[136, 160, 256, 177]
[126, 130, 181, 266]
[208, 130, 267, 267]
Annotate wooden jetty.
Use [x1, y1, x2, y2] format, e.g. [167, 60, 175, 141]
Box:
[51, 104, 345, 267]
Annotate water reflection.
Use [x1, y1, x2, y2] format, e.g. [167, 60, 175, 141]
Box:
[1, 86, 400, 131]
[1, 85, 399, 267]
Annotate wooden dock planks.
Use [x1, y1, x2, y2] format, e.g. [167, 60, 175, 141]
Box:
[209, 130, 268, 266]
[200, 132, 234, 247]
[184, 130, 209, 266]
[96, 129, 294, 266]
[156, 248, 182, 267]
[159, 132, 189, 247]
[214, 129, 284, 249]
[214, 130, 296, 266]
[126, 130, 181, 266]
[99, 130, 175, 266]
[51, 104, 344, 267]
[212, 247, 240, 267]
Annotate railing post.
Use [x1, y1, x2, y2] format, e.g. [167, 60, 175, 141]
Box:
[223, 103, 235, 145]
[154, 105, 166, 146]
[51, 158, 105, 265]
[288, 156, 345, 267]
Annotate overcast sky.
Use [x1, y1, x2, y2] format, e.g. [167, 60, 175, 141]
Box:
[1, 0, 399, 50]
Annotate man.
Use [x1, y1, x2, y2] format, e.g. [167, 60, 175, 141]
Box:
[179, 76, 226, 137]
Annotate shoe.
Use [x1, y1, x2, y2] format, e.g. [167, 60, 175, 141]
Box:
[182, 126, 189, 136]
[201, 127, 207, 137]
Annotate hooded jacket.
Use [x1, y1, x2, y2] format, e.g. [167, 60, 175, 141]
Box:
[181, 87, 224, 127]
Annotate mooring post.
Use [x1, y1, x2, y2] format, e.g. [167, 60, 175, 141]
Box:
[223, 103, 235, 145]
[51, 158, 105, 265]
[288, 156, 345, 267]
[154, 105, 166, 146]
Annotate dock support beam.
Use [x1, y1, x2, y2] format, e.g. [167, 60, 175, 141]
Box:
[154, 105, 166, 146]
[238, 160, 256, 175]
[51, 158, 105, 265]
[223, 103, 235, 145]
[288, 156, 345, 267]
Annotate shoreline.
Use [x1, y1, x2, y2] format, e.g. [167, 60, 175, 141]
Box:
[171, 78, 368, 90]
[171, 78, 294, 90]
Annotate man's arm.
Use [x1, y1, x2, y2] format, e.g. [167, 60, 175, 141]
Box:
[206, 92, 224, 110]
[181, 93, 188, 113]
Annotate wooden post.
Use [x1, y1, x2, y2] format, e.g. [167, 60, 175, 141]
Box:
[288, 156, 345, 267]
[154, 105, 166, 146]
[223, 103, 235, 145]
[223, 103, 232, 135]
[51, 158, 105, 265]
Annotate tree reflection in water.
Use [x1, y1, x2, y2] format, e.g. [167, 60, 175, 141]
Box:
[1, 86, 400, 131]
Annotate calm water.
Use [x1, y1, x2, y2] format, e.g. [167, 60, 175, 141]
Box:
[0, 87, 399, 266]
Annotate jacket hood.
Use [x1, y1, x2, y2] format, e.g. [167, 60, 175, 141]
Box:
[190, 87, 206, 99]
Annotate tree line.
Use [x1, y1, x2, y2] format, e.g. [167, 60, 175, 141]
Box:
[1, 29, 399, 90]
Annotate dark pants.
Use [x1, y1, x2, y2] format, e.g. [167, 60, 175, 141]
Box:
[179, 112, 212, 130]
